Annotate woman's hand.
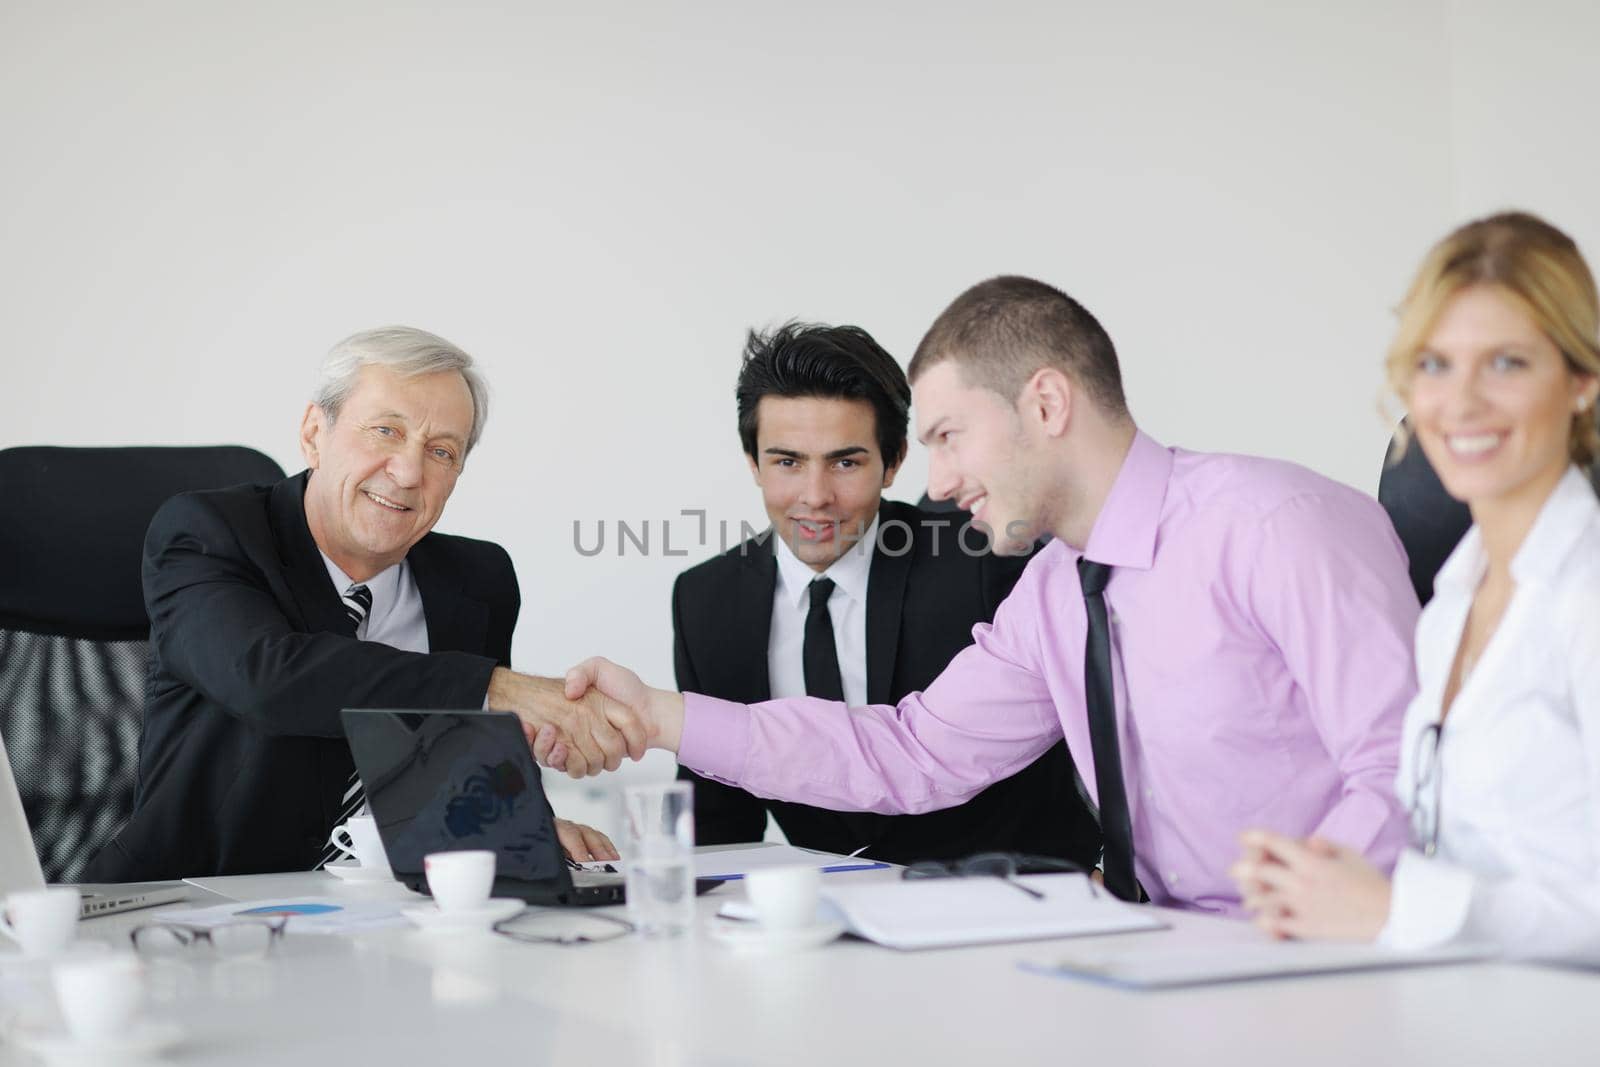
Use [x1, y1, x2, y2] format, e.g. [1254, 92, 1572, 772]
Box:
[1230, 830, 1392, 942]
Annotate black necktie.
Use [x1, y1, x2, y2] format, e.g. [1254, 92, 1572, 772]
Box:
[317, 583, 372, 869]
[1078, 558, 1138, 902]
[803, 578, 845, 702]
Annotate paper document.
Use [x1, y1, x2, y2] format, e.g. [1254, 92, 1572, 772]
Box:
[186, 872, 415, 902]
[153, 897, 410, 935]
[588, 845, 889, 881]
[819, 873, 1165, 950]
[1023, 939, 1492, 989]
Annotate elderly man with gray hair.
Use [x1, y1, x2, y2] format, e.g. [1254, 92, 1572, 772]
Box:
[85, 326, 641, 881]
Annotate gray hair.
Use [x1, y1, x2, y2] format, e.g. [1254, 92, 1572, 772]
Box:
[313, 326, 490, 455]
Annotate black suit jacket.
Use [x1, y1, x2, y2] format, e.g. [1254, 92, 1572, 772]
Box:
[673, 500, 1100, 866]
[84, 472, 519, 881]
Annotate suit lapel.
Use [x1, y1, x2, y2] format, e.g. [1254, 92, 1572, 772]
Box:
[409, 539, 488, 655]
[736, 537, 777, 703]
[865, 503, 912, 705]
[270, 471, 489, 653]
[270, 472, 354, 637]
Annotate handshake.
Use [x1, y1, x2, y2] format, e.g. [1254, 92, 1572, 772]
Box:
[485, 658, 685, 777]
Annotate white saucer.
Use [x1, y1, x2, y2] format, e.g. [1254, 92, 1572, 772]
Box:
[324, 861, 395, 883]
[708, 919, 846, 952]
[12, 1019, 183, 1065]
[400, 898, 524, 931]
[0, 941, 111, 969]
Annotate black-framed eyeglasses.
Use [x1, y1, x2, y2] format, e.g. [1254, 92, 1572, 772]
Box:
[129, 917, 287, 960]
[902, 853, 1097, 900]
[493, 911, 634, 946]
[1406, 722, 1444, 858]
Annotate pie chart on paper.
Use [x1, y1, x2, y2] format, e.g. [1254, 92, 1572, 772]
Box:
[234, 903, 343, 917]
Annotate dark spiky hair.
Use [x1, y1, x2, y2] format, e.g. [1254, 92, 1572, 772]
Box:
[735, 321, 911, 465]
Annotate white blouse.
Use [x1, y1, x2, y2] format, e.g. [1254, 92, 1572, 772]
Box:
[1379, 466, 1600, 959]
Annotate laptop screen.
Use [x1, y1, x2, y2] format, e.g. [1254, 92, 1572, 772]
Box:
[0, 730, 49, 896]
[340, 710, 565, 885]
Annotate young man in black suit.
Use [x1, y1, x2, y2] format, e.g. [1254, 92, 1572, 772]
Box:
[671, 323, 1099, 865]
[86, 327, 635, 881]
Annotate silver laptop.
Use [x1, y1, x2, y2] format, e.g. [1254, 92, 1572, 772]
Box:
[0, 731, 185, 918]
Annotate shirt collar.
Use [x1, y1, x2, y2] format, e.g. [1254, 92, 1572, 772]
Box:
[1511, 465, 1600, 587]
[1433, 525, 1486, 594]
[1436, 465, 1599, 593]
[319, 552, 405, 611]
[774, 514, 879, 610]
[1081, 430, 1174, 571]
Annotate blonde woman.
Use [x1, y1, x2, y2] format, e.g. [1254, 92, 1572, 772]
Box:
[1232, 212, 1600, 958]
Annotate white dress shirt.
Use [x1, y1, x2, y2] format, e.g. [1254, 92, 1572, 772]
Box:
[768, 517, 877, 708]
[1379, 466, 1600, 960]
[319, 553, 430, 655]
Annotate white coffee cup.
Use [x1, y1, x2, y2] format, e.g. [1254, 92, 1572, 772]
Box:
[0, 887, 80, 957]
[423, 850, 496, 913]
[52, 955, 144, 1041]
[744, 866, 822, 931]
[328, 815, 391, 872]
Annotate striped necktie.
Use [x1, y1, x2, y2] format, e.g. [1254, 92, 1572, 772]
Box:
[342, 583, 372, 635]
[315, 583, 372, 869]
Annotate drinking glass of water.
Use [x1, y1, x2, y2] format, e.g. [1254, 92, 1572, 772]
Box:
[622, 782, 695, 937]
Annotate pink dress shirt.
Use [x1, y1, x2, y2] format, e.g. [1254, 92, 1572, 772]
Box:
[680, 431, 1419, 912]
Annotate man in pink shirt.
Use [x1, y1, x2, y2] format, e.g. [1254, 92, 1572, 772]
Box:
[558, 275, 1420, 913]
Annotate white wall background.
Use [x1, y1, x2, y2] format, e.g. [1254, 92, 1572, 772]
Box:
[4, 1, 1594, 825]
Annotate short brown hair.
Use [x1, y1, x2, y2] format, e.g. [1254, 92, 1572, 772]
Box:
[1386, 211, 1600, 466]
[908, 275, 1128, 417]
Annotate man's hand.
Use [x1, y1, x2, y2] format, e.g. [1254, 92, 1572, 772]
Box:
[539, 657, 685, 773]
[486, 668, 648, 778]
[1229, 829, 1393, 942]
[554, 818, 619, 863]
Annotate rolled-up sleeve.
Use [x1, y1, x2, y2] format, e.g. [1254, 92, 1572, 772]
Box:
[678, 565, 1064, 814]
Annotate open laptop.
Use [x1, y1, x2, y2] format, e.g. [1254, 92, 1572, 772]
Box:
[344, 708, 715, 907]
[0, 731, 185, 918]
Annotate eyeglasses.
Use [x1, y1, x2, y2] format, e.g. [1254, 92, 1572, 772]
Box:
[1406, 722, 1445, 858]
[129, 918, 286, 960]
[902, 853, 1097, 900]
[493, 911, 634, 946]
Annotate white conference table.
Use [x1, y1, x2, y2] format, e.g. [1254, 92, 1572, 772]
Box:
[3, 848, 1598, 1067]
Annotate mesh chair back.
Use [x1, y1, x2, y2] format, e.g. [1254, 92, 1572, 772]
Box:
[0, 445, 285, 881]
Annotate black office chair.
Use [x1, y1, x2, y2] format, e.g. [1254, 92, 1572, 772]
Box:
[1377, 422, 1473, 607]
[0, 445, 285, 881]
[1377, 420, 1600, 605]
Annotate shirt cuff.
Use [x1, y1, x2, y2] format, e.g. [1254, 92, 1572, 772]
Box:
[1311, 788, 1408, 874]
[1377, 848, 1474, 951]
[677, 693, 752, 785]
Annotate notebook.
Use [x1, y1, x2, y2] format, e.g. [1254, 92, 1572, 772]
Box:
[1021, 939, 1491, 989]
[0, 731, 185, 918]
[815, 873, 1166, 950]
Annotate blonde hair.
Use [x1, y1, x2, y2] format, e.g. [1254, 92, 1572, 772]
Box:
[1385, 211, 1600, 467]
